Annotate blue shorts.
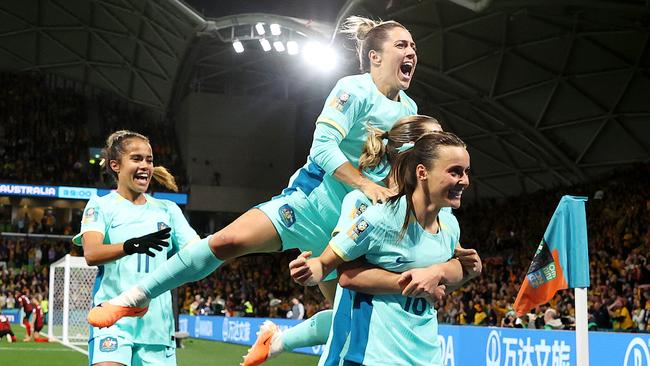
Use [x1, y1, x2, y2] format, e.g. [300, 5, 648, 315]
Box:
[89, 333, 176, 366]
[258, 189, 339, 281]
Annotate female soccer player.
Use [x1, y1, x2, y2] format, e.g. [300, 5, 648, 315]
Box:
[243, 116, 479, 366]
[15, 290, 33, 342]
[291, 131, 470, 366]
[74, 130, 199, 366]
[88, 15, 420, 326]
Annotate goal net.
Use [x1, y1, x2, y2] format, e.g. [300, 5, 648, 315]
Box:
[48, 254, 97, 345]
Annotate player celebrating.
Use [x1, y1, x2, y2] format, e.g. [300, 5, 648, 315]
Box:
[88, 15, 420, 327]
[244, 116, 481, 365]
[291, 131, 470, 365]
[74, 130, 199, 366]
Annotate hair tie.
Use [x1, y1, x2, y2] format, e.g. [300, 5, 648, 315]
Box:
[397, 141, 415, 153]
[381, 131, 389, 139]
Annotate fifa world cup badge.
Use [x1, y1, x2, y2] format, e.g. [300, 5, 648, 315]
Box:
[347, 219, 373, 243]
[82, 207, 98, 224]
[99, 336, 118, 352]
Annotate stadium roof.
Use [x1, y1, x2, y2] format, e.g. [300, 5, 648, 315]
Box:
[1, 0, 649, 198]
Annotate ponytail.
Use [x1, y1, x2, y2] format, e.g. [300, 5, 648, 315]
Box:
[153, 166, 179, 192]
[358, 125, 388, 172]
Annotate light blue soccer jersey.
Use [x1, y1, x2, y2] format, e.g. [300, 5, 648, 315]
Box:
[73, 192, 199, 347]
[280, 73, 417, 236]
[322, 195, 459, 366]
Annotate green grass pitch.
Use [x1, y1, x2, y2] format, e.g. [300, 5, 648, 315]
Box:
[2, 326, 318, 365]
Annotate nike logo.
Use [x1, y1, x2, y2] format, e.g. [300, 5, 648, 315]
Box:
[396, 257, 414, 264]
[263, 337, 271, 346]
[111, 223, 124, 228]
[133, 244, 140, 248]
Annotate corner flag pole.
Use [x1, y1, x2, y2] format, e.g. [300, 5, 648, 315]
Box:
[575, 287, 589, 366]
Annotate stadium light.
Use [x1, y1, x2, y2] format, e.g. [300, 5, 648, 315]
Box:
[259, 38, 272, 52]
[255, 22, 265, 35]
[232, 40, 244, 53]
[287, 41, 299, 55]
[270, 23, 281, 36]
[302, 41, 337, 71]
[273, 41, 285, 52]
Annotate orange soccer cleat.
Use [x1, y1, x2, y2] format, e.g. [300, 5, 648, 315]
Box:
[241, 321, 281, 366]
[87, 302, 148, 328]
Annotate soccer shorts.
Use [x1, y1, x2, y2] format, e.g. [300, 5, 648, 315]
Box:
[258, 189, 338, 281]
[90, 334, 176, 366]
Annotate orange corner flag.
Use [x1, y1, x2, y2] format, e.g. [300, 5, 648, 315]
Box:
[514, 196, 590, 317]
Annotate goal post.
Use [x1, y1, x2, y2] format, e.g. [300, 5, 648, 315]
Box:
[48, 254, 97, 345]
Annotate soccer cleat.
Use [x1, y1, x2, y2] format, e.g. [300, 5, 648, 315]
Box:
[241, 321, 281, 366]
[87, 302, 148, 328]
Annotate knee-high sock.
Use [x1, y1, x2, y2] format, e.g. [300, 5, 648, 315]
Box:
[23, 319, 31, 336]
[140, 236, 223, 299]
[280, 309, 333, 351]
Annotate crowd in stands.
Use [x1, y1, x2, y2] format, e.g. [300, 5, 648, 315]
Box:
[0, 72, 187, 191]
[440, 162, 650, 331]
[177, 251, 323, 320]
[0, 211, 81, 236]
[0, 236, 78, 314]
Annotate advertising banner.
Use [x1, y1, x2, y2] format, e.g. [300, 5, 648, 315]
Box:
[179, 315, 650, 365]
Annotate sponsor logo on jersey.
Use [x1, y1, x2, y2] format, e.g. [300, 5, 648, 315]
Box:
[279, 204, 296, 228]
[99, 336, 118, 352]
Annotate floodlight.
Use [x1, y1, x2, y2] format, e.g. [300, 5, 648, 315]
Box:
[287, 41, 299, 55]
[270, 23, 281, 36]
[232, 40, 244, 53]
[255, 23, 265, 35]
[273, 41, 285, 52]
[259, 38, 272, 52]
[302, 41, 337, 71]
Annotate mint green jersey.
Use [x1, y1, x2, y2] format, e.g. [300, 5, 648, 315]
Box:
[271, 73, 417, 252]
[323, 195, 459, 366]
[73, 192, 199, 347]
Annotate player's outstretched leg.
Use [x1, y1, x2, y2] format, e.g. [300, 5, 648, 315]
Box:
[242, 310, 333, 366]
[88, 209, 281, 328]
[88, 235, 222, 327]
[242, 321, 283, 366]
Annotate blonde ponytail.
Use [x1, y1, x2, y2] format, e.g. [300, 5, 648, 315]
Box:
[358, 125, 387, 172]
[340, 16, 379, 42]
[153, 166, 178, 192]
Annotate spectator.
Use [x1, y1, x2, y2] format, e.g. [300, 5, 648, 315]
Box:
[287, 297, 304, 320]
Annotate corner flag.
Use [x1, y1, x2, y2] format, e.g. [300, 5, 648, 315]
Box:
[514, 195, 590, 316]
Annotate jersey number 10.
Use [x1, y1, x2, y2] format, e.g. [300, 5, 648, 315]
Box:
[403, 297, 427, 316]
